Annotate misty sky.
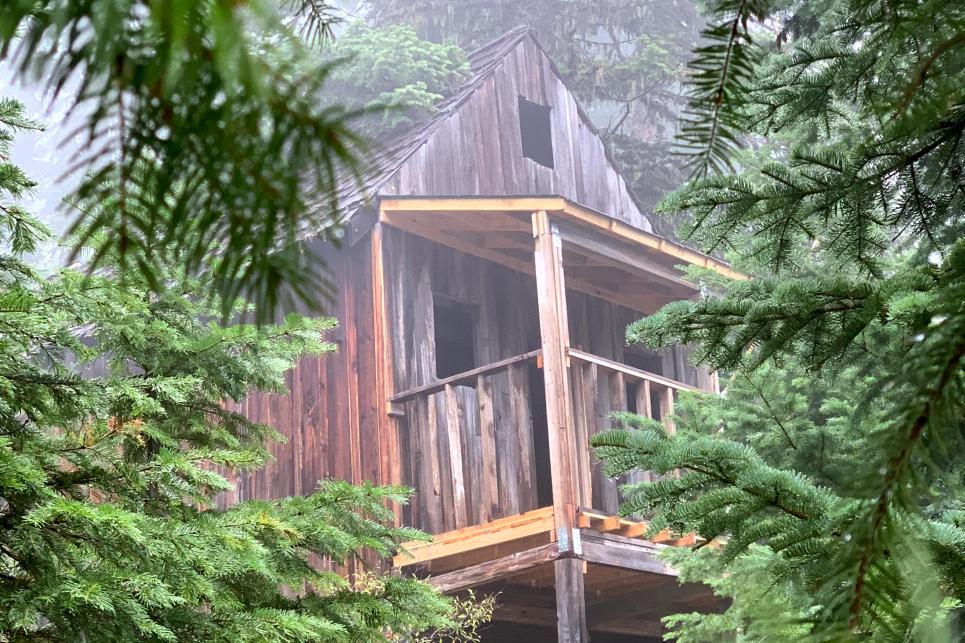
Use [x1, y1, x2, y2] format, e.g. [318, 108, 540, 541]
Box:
[2, 61, 83, 237]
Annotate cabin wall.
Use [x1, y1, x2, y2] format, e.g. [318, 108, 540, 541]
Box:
[218, 235, 386, 505]
[376, 37, 654, 233]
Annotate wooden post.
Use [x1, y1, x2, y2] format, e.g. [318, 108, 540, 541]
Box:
[555, 558, 589, 641]
[533, 210, 587, 642]
[371, 223, 401, 524]
[636, 379, 653, 420]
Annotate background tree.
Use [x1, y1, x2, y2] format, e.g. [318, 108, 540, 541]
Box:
[322, 22, 469, 136]
[594, 0, 965, 639]
[0, 98, 490, 642]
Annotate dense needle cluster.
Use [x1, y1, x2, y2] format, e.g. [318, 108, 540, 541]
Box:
[595, 0, 965, 639]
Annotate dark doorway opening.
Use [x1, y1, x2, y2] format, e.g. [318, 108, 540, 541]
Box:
[433, 294, 476, 379]
[527, 364, 553, 508]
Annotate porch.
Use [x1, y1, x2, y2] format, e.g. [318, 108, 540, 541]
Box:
[370, 196, 736, 640]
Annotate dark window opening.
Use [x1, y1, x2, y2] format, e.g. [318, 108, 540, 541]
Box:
[433, 294, 476, 379]
[518, 96, 554, 169]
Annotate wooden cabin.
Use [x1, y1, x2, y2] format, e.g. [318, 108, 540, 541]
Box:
[223, 27, 740, 642]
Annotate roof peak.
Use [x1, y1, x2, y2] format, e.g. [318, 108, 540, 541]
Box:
[465, 26, 536, 64]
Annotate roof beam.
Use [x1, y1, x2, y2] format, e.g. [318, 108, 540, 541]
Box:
[377, 195, 745, 280]
[555, 220, 697, 292]
[379, 196, 566, 213]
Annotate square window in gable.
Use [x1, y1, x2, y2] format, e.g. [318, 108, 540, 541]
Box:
[518, 96, 554, 169]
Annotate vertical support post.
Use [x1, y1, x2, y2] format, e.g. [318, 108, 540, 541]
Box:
[555, 558, 589, 642]
[533, 210, 587, 642]
[371, 223, 401, 523]
[636, 379, 653, 420]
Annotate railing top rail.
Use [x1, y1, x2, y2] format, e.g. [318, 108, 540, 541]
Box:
[391, 349, 542, 403]
[567, 348, 698, 392]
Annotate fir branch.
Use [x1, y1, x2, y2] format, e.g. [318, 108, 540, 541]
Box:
[849, 311, 965, 629]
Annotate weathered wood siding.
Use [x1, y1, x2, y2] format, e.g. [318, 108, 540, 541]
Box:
[375, 37, 653, 233]
[218, 236, 389, 505]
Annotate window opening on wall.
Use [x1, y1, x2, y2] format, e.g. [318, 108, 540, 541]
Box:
[518, 96, 554, 169]
[433, 294, 476, 379]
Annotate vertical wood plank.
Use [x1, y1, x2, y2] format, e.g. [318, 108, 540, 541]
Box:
[608, 372, 627, 414]
[342, 270, 363, 485]
[460, 386, 482, 521]
[661, 386, 676, 434]
[586, 362, 604, 509]
[426, 396, 444, 533]
[633, 378, 655, 485]
[660, 386, 678, 480]
[477, 374, 499, 523]
[445, 384, 468, 529]
[495, 370, 521, 517]
[371, 224, 400, 494]
[607, 372, 629, 512]
[509, 363, 537, 510]
[569, 363, 592, 508]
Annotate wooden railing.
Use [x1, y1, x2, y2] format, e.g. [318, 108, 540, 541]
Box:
[568, 348, 694, 433]
[567, 348, 694, 514]
[392, 350, 543, 534]
[392, 346, 703, 532]
[390, 349, 542, 403]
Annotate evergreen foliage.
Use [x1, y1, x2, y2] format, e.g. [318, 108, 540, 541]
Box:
[0, 1, 365, 324]
[324, 23, 469, 135]
[595, 0, 965, 638]
[0, 99, 478, 642]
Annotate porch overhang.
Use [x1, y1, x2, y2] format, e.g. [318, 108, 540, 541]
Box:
[376, 195, 745, 314]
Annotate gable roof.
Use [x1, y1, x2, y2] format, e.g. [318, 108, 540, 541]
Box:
[325, 27, 651, 228]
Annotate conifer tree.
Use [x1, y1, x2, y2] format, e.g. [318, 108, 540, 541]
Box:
[594, 0, 965, 639]
[0, 98, 483, 642]
[0, 1, 368, 323]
